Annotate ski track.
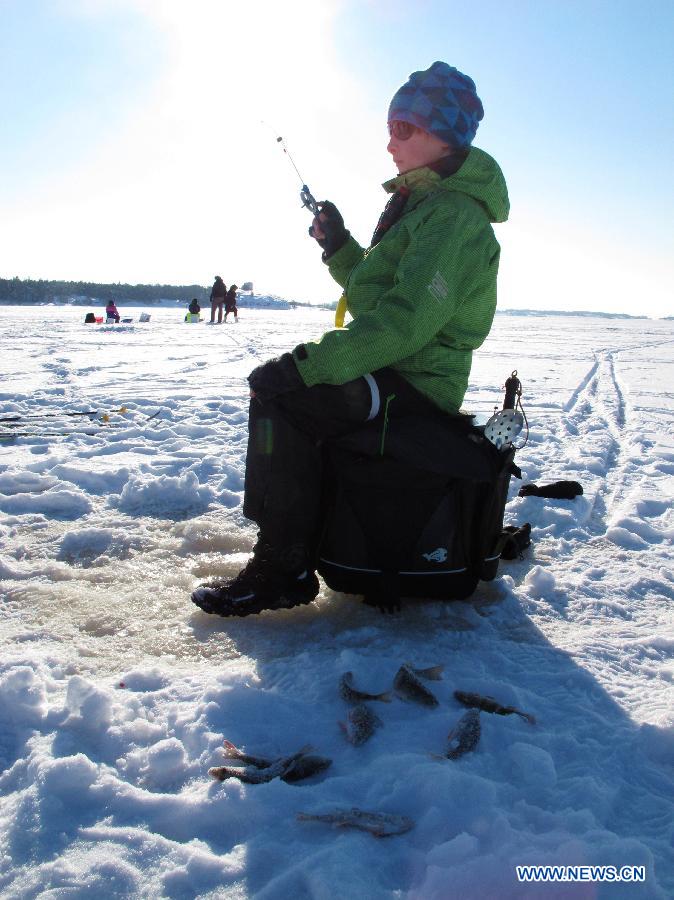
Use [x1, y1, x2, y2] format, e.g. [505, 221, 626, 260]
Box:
[0, 306, 673, 898]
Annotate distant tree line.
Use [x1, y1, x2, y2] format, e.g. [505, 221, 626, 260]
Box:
[0, 276, 211, 305]
[0, 276, 341, 311]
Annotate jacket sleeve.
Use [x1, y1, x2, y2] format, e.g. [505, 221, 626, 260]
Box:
[294, 201, 478, 386]
[323, 235, 367, 289]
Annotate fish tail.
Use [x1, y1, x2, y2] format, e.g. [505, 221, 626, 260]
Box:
[222, 740, 243, 758]
[415, 665, 444, 681]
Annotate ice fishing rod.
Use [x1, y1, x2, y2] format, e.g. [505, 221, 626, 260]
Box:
[0, 425, 124, 439]
[0, 409, 110, 422]
[0, 409, 165, 440]
[0, 407, 161, 429]
[264, 124, 320, 216]
[0, 407, 167, 423]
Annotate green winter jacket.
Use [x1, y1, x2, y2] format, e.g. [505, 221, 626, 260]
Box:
[292, 146, 509, 414]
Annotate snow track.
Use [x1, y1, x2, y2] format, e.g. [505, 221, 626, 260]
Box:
[1, 305, 672, 898]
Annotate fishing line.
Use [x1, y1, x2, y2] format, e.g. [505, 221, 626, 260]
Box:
[261, 120, 320, 216]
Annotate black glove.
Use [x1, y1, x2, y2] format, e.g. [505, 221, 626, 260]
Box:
[308, 201, 350, 259]
[247, 352, 304, 402]
[519, 481, 583, 499]
[499, 523, 532, 560]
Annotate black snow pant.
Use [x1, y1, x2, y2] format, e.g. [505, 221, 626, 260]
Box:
[242, 368, 489, 572]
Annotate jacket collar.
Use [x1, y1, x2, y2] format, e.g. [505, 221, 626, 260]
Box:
[382, 150, 468, 194]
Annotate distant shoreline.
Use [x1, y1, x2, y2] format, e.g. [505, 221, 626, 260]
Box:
[0, 300, 660, 321]
[0, 277, 664, 319]
[494, 308, 653, 320]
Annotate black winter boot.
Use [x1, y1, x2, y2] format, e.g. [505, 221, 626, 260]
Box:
[191, 541, 319, 617]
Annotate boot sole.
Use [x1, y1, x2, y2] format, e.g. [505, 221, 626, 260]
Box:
[191, 575, 320, 617]
[191, 591, 317, 617]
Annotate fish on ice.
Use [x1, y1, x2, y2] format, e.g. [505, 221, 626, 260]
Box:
[209, 741, 331, 783]
[454, 690, 536, 724]
[446, 709, 481, 760]
[339, 703, 382, 746]
[339, 671, 393, 704]
[393, 663, 440, 707]
[297, 807, 414, 837]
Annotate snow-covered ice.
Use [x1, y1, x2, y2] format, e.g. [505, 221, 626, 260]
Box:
[1, 303, 672, 898]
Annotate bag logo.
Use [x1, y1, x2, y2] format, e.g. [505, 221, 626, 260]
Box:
[422, 547, 448, 563]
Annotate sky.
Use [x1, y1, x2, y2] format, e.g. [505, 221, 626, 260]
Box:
[0, 0, 673, 317]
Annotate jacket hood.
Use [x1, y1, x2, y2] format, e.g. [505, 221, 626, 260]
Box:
[383, 146, 509, 223]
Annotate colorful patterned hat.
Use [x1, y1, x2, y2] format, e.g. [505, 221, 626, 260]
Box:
[388, 61, 484, 148]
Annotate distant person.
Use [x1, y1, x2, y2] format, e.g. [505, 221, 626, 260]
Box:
[105, 300, 120, 323]
[185, 298, 201, 322]
[224, 284, 238, 322]
[209, 276, 226, 324]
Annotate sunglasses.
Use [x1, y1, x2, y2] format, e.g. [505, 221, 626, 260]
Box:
[388, 120, 418, 141]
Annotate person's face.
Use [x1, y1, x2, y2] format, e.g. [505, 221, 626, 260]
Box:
[387, 120, 451, 174]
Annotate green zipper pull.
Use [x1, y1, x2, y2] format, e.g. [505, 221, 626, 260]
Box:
[379, 393, 396, 455]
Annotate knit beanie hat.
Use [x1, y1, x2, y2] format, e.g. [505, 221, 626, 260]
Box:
[388, 61, 484, 148]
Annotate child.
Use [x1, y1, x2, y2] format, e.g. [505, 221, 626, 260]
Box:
[224, 285, 238, 322]
[191, 61, 509, 618]
[186, 298, 201, 322]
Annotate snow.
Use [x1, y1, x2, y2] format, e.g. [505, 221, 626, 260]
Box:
[1, 303, 673, 898]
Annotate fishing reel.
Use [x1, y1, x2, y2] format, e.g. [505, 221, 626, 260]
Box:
[300, 184, 320, 217]
[484, 370, 528, 450]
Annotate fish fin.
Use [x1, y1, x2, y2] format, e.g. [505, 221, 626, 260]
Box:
[222, 740, 244, 759]
[414, 665, 444, 681]
[222, 740, 270, 768]
[518, 711, 537, 725]
[377, 690, 394, 703]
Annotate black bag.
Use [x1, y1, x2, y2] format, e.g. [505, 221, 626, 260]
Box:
[316, 414, 518, 608]
[84, 312, 96, 323]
